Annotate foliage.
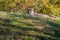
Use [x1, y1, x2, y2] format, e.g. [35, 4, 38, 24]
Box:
[0, 0, 60, 16]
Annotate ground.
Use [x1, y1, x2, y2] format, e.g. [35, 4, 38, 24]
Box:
[0, 11, 60, 40]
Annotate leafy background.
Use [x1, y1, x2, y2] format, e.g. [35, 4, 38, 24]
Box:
[0, 0, 60, 16]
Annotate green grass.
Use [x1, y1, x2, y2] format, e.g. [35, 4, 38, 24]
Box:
[0, 12, 60, 40]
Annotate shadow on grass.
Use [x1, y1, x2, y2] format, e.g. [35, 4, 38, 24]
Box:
[0, 28, 56, 40]
[0, 21, 58, 40]
[0, 18, 11, 23]
[47, 21, 60, 38]
[0, 14, 60, 40]
[0, 22, 42, 32]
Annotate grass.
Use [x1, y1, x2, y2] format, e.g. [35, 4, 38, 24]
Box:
[0, 12, 60, 40]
